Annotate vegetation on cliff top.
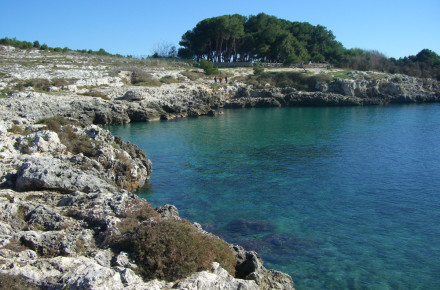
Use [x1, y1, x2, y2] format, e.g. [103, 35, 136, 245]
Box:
[2, 12, 440, 81]
[178, 13, 440, 80]
[0, 37, 121, 57]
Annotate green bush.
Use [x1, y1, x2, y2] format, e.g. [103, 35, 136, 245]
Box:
[132, 219, 236, 281]
[283, 54, 301, 66]
[253, 66, 264, 75]
[200, 59, 219, 75]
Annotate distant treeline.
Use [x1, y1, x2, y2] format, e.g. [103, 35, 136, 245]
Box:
[0, 37, 125, 58]
[340, 48, 440, 80]
[178, 13, 440, 80]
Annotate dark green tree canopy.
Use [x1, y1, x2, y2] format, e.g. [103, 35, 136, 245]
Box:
[178, 14, 439, 79]
[179, 13, 344, 64]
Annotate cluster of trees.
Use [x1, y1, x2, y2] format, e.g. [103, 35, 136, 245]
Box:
[339, 48, 440, 80]
[178, 13, 345, 64]
[0, 37, 118, 57]
[178, 14, 440, 80]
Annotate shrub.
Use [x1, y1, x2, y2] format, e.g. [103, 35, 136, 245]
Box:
[200, 59, 219, 75]
[79, 90, 110, 100]
[181, 70, 204, 81]
[36, 117, 97, 157]
[51, 78, 71, 87]
[253, 66, 264, 75]
[59, 126, 98, 157]
[159, 75, 181, 84]
[3, 237, 29, 252]
[0, 273, 39, 290]
[117, 199, 160, 234]
[132, 219, 236, 281]
[31, 78, 51, 91]
[131, 69, 162, 87]
[8, 125, 31, 135]
[37, 116, 75, 131]
[13, 78, 52, 92]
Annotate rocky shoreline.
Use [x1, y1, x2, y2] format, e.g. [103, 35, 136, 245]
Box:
[0, 47, 297, 288]
[1, 45, 439, 289]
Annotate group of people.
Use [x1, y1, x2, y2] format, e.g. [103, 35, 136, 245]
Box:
[214, 76, 228, 84]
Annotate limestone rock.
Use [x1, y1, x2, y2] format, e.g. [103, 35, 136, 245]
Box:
[122, 90, 146, 102]
[113, 251, 137, 269]
[155, 204, 179, 218]
[233, 245, 294, 290]
[26, 205, 66, 231]
[15, 156, 116, 193]
[174, 262, 258, 290]
[16, 130, 66, 154]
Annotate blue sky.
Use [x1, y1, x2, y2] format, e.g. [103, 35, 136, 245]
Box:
[1, 0, 438, 59]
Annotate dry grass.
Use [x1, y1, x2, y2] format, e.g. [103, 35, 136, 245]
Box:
[180, 70, 205, 81]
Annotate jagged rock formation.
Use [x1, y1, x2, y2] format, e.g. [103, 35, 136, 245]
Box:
[226, 72, 440, 108]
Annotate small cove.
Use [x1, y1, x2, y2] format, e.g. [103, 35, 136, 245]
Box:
[108, 104, 440, 289]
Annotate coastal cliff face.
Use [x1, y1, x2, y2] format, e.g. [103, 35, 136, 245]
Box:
[1, 45, 438, 127]
[0, 46, 295, 289]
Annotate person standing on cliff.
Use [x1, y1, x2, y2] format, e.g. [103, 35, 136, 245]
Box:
[219, 77, 223, 83]
[214, 76, 217, 83]
[225, 76, 228, 84]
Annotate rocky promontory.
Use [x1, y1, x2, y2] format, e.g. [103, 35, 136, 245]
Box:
[1, 45, 439, 289]
[0, 46, 296, 288]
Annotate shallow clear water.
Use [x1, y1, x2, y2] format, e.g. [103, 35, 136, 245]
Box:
[108, 104, 440, 289]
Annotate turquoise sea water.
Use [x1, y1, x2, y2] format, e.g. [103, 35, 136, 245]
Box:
[108, 104, 440, 289]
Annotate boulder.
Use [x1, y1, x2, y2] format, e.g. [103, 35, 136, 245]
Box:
[155, 204, 179, 218]
[122, 90, 145, 102]
[233, 245, 294, 290]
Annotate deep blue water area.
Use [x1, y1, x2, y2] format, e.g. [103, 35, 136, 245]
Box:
[107, 104, 440, 289]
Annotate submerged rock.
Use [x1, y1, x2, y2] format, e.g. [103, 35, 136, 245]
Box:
[227, 219, 276, 235]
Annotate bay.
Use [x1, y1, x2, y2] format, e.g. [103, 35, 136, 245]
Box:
[108, 104, 440, 289]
